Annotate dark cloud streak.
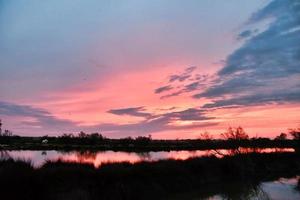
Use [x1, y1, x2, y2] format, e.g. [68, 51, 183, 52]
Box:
[108, 107, 152, 118]
[0, 101, 77, 130]
[1, 101, 217, 136]
[154, 85, 173, 94]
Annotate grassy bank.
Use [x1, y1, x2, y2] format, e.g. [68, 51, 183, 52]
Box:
[0, 152, 300, 200]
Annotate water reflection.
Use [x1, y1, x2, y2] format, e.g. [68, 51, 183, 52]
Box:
[0, 150, 10, 159]
[0, 148, 295, 168]
[211, 184, 272, 200]
[212, 147, 295, 157]
[167, 176, 300, 200]
[260, 177, 300, 200]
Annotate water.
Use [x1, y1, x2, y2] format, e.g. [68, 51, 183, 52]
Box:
[208, 177, 300, 200]
[0, 148, 294, 167]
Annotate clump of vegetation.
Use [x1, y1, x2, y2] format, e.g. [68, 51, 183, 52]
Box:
[0, 152, 300, 200]
[275, 133, 288, 140]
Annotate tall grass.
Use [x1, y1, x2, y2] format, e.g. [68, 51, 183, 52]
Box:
[0, 152, 299, 200]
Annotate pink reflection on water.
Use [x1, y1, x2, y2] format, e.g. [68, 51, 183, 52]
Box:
[0, 148, 295, 168]
[59, 151, 144, 167]
[60, 150, 217, 167]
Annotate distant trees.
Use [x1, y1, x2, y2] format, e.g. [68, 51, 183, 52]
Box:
[275, 133, 287, 140]
[135, 135, 152, 145]
[1, 130, 13, 137]
[78, 131, 87, 138]
[0, 120, 13, 137]
[78, 132, 105, 143]
[90, 133, 104, 140]
[289, 128, 300, 140]
[58, 131, 105, 145]
[288, 128, 300, 153]
[61, 133, 74, 138]
[198, 131, 213, 140]
[60, 132, 104, 139]
[221, 127, 249, 140]
[59, 133, 74, 143]
[77, 131, 104, 140]
[56, 132, 154, 146]
[119, 137, 134, 145]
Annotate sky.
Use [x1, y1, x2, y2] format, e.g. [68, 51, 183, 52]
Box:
[0, 0, 299, 139]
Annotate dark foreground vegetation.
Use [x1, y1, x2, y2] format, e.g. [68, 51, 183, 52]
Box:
[0, 152, 300, 200]
[0, 127, 300, 152]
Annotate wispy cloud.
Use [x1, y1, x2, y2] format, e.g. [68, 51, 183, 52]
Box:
[154, 66, 215, 99]
[103, 106, 217, 135]
[154, 0, 300, 112]
[107, 106, 217, 135]
[193, 0, 300, 108]
[0, 101, 216, 136]
[168, 66, 197, 83]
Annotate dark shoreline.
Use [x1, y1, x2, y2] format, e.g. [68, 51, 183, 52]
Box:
[0, 135, 298, 152]
[0, 152, 300, 200]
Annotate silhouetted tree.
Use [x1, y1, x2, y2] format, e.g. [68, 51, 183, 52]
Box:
[0, 120, 13, 137]
[1, 130, 13, 137]
[198, 131, 213, 140]
[221, 127, 249, 140]
[78, 131, 87, 138]
[119, 137, 134, 145]
[135, 135, 152, 145]
[60, 133, 74, 143]
[289, 128, 300, 153]
[0, 119, 2, 135]
[289, 128, 300, 140]
[275, 133, 287, 140]
[61, 133, 74, 138]
[90, 133, 103, 139]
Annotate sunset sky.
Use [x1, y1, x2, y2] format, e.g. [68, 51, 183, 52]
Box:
[0, 0, 299, 138]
